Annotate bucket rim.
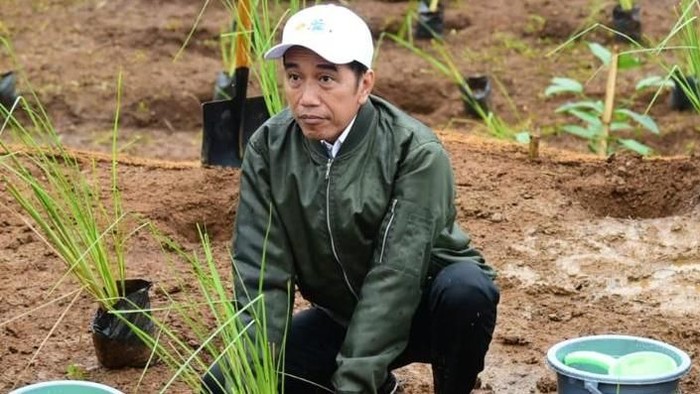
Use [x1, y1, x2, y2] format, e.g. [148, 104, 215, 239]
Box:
[9, 380, 124, 394]
[546, 334, 692, 385]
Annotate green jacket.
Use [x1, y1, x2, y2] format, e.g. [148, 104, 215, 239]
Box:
[232, 95, 494, 393]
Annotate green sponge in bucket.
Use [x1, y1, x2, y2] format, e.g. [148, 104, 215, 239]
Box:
[611, 351, 678, 377]
[564, 350, 678, 377]
[564, 351, 617, 375]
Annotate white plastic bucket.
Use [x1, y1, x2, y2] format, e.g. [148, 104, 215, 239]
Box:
[546, 335, 691, 394]
[9, 380, 124, 394]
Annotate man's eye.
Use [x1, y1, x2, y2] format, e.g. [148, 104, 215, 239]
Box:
[320, 75, 334, 83]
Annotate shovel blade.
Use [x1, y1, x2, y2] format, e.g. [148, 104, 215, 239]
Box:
[201, 95, 269, 167]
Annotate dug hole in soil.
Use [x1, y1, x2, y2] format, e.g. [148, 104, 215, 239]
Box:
[2, 0, 700, 393]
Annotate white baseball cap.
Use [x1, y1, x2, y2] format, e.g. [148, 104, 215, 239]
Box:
[264, 4, 374, 69]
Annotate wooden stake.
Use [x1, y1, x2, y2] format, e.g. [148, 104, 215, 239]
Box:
[529, 132, 540, 159]
[601, 51, 619, 157]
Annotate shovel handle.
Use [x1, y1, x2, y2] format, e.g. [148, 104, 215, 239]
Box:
[234, 0, 253, 68]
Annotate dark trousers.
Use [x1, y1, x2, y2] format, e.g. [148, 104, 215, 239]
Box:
[203, 262, 499, 394]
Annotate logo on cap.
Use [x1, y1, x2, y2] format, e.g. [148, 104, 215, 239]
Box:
[309, 18, 327, 32]
[294, 18, 329, 33]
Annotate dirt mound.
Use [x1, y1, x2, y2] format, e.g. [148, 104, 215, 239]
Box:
[563, 153, 700, 219]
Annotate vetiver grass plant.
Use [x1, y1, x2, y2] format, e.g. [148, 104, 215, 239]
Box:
[182, 0, 300, 116]
[632, 0, 700, 113]
[239, 0, 299, 116]
[1, 34, 293, 389]
[662, 0, 700, 111]
[385, 32, 530, 143]
[677, 0, 700, 81]
[220, 17, 238, 80]
[0, 66, 141, 310]
[116, 224, 292, 393]
[104, 2, 306, 390]
[0, 47, 154, 370]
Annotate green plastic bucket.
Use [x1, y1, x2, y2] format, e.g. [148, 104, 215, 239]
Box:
[9, 380, 123, 394]
[546, 335, 691, 394]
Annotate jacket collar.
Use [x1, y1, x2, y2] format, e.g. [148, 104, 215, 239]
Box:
[302, 98, 377, 159]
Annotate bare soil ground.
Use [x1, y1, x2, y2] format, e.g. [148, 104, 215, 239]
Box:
[1, 0, 700, 393]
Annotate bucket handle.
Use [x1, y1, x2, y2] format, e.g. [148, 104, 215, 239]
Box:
[584, 380, 603, 394]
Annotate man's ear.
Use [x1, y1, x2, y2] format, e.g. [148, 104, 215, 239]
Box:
[358, 69, 375, 105]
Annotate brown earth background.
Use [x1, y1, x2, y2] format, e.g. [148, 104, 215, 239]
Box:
[1, 0, 700, 393]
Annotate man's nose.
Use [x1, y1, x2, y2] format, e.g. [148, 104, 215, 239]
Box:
[298, 82, 321, 106]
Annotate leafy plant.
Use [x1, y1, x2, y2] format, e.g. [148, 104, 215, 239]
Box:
[0, 70, 141, 309]
[549, 98, 657, 155]
[587, 41, 643, 69]
[545, 43, 659, 156]
[115, 224, 290, 394]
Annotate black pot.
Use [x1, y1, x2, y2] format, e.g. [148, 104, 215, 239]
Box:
[670, 73, 700, 111]
[459, 75, 491, 118]
[0, 71, 18, 108]
[612, 4, 641, 43]
[91, 279, 154, 369]
[414, 1, 444, 40]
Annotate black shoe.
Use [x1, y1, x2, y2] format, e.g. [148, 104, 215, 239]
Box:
[378, 372, 399, 394]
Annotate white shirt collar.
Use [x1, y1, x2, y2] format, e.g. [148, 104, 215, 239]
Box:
[321, 116, 357, 158]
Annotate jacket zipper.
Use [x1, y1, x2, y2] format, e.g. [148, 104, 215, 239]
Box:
[325, 158, 359, 300]
[378, 199, 398, 266]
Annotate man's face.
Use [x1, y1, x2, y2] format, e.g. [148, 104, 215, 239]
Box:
[283, 46, 375, 142]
